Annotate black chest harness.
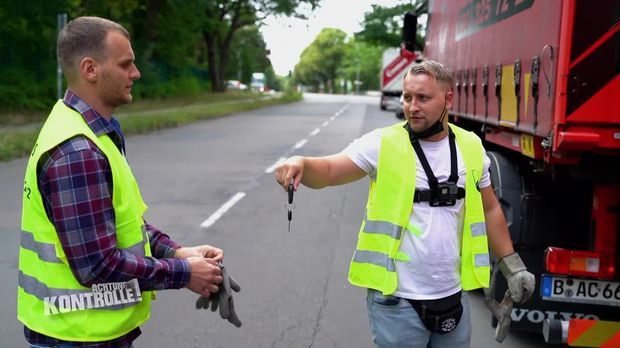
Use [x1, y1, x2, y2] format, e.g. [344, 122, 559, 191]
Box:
[404, 124, 465, 207]
[400, 123, 467, 334]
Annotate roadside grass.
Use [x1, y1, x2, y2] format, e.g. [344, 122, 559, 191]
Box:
[0, 91, 302, 162]
[115, 90, 258, 114]
[0, 131, 39, 161]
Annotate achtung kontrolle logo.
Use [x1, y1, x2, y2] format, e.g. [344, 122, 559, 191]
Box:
[43, 279, 142, 315]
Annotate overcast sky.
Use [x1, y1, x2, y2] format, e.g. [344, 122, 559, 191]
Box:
[261, 0, 408, 76]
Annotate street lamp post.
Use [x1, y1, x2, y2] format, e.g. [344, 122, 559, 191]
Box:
[57, 13, 67, 99]
[237, 51, 242, 82]
[355, 58, 360, 95]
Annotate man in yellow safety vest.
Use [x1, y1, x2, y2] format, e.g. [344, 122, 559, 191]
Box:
[275, 60, 535, 347]
[18, 16, 224, 347]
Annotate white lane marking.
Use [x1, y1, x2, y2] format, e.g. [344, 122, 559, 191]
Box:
[265, 157, 286, 174]
[293, 139, 307, 150]
[266, 104, 346, 178]
[200, 192, 246, 230]
[309, 128, 321, 136]
[204, 104, 351, 232]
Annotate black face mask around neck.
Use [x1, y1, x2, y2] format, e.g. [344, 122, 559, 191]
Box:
[405, 95, 448, 140]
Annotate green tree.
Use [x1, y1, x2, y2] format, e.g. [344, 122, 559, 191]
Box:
[294, 28, 346, 93]
[225, 25, 281, 90]
[129, 0, 207, 98]
[76, 0, 209, 98]
[343, 0, 427, 94]
[201, 0, 321, 92]
[0, 0, 319, 113]
[355, 1, 427, 49]
[226, 25, 270, 86]
[341, 39, 384, 92]
[0, 0, 81, 111]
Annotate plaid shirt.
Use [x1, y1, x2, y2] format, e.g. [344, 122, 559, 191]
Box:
[25, 90, 191, 347]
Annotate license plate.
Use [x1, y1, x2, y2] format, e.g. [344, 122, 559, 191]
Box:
[541, 275, 620, 307]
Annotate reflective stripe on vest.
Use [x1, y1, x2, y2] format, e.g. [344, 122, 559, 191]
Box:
[471, 222, 486, 236]
[20, 231, 63, 264]
[20, 230, 148, 264]
[18, 100, 152, 341]
[363, 218, 403, 240]
[352, 249, 397, 272]
[348, 122, 490, 295]
[475, 253, 491, 267]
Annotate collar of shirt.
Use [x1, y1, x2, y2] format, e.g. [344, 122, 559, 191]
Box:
[62, 89, 126, 154]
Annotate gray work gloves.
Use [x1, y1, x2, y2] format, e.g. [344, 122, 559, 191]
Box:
[498, 252, 536, 303]
[484, 289, 513, 342]
[195, 264, 242, 327]
[483, 253, 534, 342]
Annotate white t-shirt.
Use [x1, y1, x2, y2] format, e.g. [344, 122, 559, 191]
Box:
[343, 128, 491, 300]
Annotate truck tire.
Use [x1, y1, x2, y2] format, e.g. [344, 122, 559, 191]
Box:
[380, 92, 387, 110]
[487, 150, 587, 249]
[486, 151, 523, 246]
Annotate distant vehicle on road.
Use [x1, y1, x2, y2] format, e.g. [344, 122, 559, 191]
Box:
[251, 72, 266, 93]
[380, 47, 421, 112]
[226, 80, 247, 90]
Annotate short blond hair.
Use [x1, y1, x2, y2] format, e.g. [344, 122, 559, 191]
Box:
[406, 60, 454, 90]
[57, 16, 129, 81]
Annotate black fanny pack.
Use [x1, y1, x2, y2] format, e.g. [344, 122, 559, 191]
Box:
[407, 291, 463, 334]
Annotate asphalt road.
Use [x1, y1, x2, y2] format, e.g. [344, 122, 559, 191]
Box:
[0, 93, 551, 347]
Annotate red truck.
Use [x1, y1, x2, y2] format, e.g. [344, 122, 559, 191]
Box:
[403, 0, 619, 346]
[380, 47, 417, 112]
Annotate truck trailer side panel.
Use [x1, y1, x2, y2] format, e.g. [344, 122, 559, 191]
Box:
[421, 0, 620, 345]
[426, 0, 562, 139]
[426, 0, 619, 160]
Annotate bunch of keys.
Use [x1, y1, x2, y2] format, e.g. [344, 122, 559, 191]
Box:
[285, 183, 295, 232]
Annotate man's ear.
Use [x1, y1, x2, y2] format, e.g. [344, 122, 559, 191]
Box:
[79, 57, 99, 82]
[445, 90, 454, 109]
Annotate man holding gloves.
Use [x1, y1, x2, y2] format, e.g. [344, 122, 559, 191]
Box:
[17, 16, 226, 347]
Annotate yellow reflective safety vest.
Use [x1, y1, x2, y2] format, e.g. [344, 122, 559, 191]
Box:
[348, 122, 490, 295]
[18, 100, 152, 341]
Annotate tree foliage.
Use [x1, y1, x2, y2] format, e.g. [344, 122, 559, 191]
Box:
[0, 0, 79, 111]
[355, 0, 427, 49]
[201, 0, 320, 92]
[354, 3, 412, 48]
[340, 40, 384, 91]
[291, 0, 428, 94]
[0, 0, 314, 113]
[226, 26, 272, 87]
[294, 28, 346, 93]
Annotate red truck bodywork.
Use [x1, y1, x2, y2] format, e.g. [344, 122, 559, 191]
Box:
[419, 0, 619, 345]
[425, 0, 618, 160]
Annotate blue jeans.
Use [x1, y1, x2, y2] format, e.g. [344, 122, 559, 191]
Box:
[366, 289, 471, 348]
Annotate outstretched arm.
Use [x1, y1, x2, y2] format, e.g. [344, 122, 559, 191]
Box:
[275, 153, 366, 191]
